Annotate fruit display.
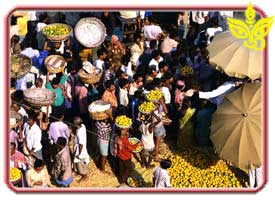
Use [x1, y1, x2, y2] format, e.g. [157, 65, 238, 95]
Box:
[128, 137, 143, 153]
[10, 167, 21, 182]
[115, 115, 132, 128]
[164, 149, 249, 188]
[138, 101, 156, 114]
[181, 66, 194, 76]
[10, 54, 31, 78]
[43, 24, 71, 37]
[127, 177, 147, 187]
[146, 90, 163, 102]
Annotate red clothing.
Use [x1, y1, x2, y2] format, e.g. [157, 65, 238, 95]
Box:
[11, 151, 28, 169]
[117, 136, 138, 160]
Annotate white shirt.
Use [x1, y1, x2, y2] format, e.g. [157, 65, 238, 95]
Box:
[141, 122, 155, 150]
[161, 87, 171, 104]
[198, 81, 236, 105]
[94, 59, 105, 72]
[144, 24, 162, 40]
[73, 124, 90, 164]
[206, 27, 223, 44]
[149, 57, 163, 72]
[25, 123, 42, 152]
[119, 88, 129, 107]
[249, 166, 262, 188]
[18, 107, 28, 119]
[192, 11, 208, 24]
[153, 167, 171, 188]
[36, 22, 47, 32]
[121, 62, 133, 78]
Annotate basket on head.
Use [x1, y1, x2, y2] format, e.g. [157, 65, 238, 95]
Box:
[78, 69, 102, 85]
[74, 17, 106, 48]
[44, 55, 66, 74]
[42, 23, 72, 41]
[23, 88, 56, 108]
[88, 100, 111, 120]
[10, 54, 32, 79]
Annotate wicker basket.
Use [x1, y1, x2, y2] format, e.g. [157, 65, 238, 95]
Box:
[23, 88, 56, 108]
[88, 100, 111, 120]
[74, 17, 106, 48]
[42, 23, 72, 41]
[45, 55, 66, 74]
[10, 54, 32, 79]
[78, 69, 102, 85]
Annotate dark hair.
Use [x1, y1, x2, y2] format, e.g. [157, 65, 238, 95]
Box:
[105, 80, 115, 89]
[122, 55, 130, 66]
[160, 159, 172, 169]
[119, 78, 129, 88]
[12, 90, 24, 103]
[158, 61, 167, 70]
[149, 40, 158, 49]
[56, 137, 67, 147]
[151, 50, 161, 59]
[115, 70, 125, 79]
[133, 73, 142, 81]
[10, 142, 16, 148]
[134, 90, 143, 99]
[11, 35, 20, 43]
[105, 61, 112, 70]
[52, 77, 59, 85]
[163, 72, 173, 80]
[148, 67, 157, 75]
[152, 78, 161, 87]
[34, 159, 44, 169]
[38, 13, 48, 22]
[28, 111, 37, 121]
[97, 48, 106, 58]
[35, 78, 43, 86]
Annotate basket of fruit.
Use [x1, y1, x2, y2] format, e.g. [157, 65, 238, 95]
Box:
[78, 68, 103, 85]
[88, 100, 112, 120]
[138, 101, 156, 115]
[74, 17, 106, 48]
[162, 115, 172, 126]
[10, 167, 22, 185]
[115, 115, 132, 129]
[10, 54, 32, 79]
[24, 88, 56, 108]
[128, 137, 143, 153]
[180, 66, 194, 77]
[42, 23, 72, 41]
[127, 177, 146, 187]
[44, 55, 67, 74]
[146, 90, 163, 103]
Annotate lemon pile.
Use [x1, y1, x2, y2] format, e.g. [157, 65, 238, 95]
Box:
[10, 167, 21, 182]
[146, 90, 163, 102]
[115, 115, 132, 128]
[164, 149, 249, 188]
[43, 24, 71, 36]
[127, 177, 151, 187]
[138, 101, 156, 114]
[181, 66, 194, 76]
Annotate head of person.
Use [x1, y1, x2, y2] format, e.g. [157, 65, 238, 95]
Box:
[97, 48, 107, 60]
[111, 35, 119, 45]
[149, 40, 158, 50]
[11, 35, 20, 44]
[11, 102, 20, 112]
[210, 17, 219, 28]
[105, 61, 114, 71]
[149, 66, 158, 78]
[119, 78, 130, 90]
[56, 136, 67, 151]
[134, 34, 142, 45]
[151, 50, 161, 61]
[133, 73, 143, 84]
[115, 69, 127, 80]
[160, 159, 172, 169]
[38, 12, 48, 23]
[163, 72, 174, 84]
[105, 80, 115, 92]
[10, 142, 17, 156]
[121, 55, 130, 66]
[34, 159, 45, 174]
[11, 90, 24, 104]
[73, 116, 83, 128]
[35, 78, 43, 88]
[27, 111, 37, 127]
[51, 77, 60, 89]
[134, 90, 144, 100]
[176, 80, 185, 90]
[158, 61, 168, 73]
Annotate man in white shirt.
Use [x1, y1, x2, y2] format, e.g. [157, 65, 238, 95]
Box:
[118, 78, 130, 107]
[153, 159, 172, 188]
[143, 18, 163, 48]
[149, 50, 163, 72]
[94, 48, 107, 72]
[24, 112, 43, 166]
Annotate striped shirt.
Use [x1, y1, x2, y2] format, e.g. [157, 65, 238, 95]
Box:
[95, 121, 112, 141]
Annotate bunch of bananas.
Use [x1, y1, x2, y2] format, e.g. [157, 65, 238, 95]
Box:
[10, 167, 21, 182]
[115, 115, 132, 128]
[164, 149, 249, 188]
[138, 101, 156, 114]
[181, 66, 194, 76]
[43, 24, 71, 36]
[146, 90, 163, 102]
[127, 177, 146, 187]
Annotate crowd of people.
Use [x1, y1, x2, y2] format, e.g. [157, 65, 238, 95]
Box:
[10, 10, 249, 188]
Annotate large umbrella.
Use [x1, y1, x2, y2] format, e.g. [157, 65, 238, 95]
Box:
[210, 82, 262, 172]
[207, 31, 263, 80]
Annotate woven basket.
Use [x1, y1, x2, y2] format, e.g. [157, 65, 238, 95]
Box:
[78, 69, 102, 85]
[42, 23, 72, 41]
[74, 17, 106, 48]
[88, 100, 111, 120]
[45, 55, 66, 74]
[23, 88, 56, 108]
[10, 54, 32, 79]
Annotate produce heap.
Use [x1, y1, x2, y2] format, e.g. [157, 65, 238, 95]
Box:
[146, 90, 163, 102]
[10, 167, 21, 182]
[138, 101, 156, 114]
[164, 149, 249, 188]
[43, 24, 71, 36]
[115, 115, 132, 128]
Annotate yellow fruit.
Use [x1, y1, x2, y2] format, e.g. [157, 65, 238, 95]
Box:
[146, 90, 163, 102]
[115, 115, 132, 127]
[10, 167, 21, 181]
[138, 101, 156, 114]
[43, 24, 71, 36]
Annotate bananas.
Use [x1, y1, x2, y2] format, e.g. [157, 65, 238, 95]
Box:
[164, 149, 249, 188]
[138, 101, 156, 114]
[115, 115, 132, 128]
[181, 66, 194, 76]
[10, 167, 21, 182]
[43, 24, 71, 36]
[146, 90, 163, 102]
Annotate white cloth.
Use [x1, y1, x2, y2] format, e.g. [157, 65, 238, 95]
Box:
[160, 37, 178, 54]
[141, 122, 155, 150]
[18, 107, 28, 119]
[153, 167, 171, 188]
[206, 27, 223, 44]
[119, 88, 129, 107]
[154, 106, 164, 128]
[144, 24, 162, 40]
[161, 87, 171, 104]
[73, 124, 90, 164]
[149, 57, 163, 72]
[119, 11, 137, 19]
[36, 22, 47, 32]
[120, 63, 133, 78]
[25, 123, 42, 152]
[94, 59, 105, 72]
[198, 81, 236, 105]
[192, 11, 208, 24]
[249, 166, 263, 188]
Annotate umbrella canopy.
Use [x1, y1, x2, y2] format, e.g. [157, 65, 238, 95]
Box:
[207, 31, 263, 80]
[210, 82, 262, 172]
